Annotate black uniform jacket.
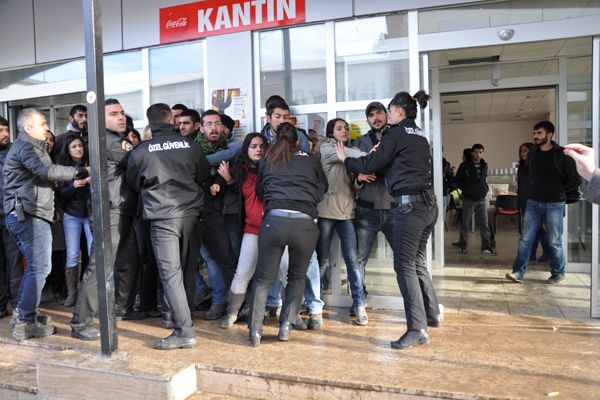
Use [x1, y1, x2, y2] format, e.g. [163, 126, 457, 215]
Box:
[107, 128, 138, 216]
[126, 124, 211, 221]
[344, 118, 432, 196]
[256, 151, 328, 219]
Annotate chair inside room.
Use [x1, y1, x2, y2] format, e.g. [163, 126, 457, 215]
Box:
[493, 194, 520, 234]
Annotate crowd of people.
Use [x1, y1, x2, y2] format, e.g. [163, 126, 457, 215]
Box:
[0, 88, 590, 351]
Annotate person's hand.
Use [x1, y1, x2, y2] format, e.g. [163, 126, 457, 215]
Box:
[564, 143, 596, 182]
[357, 173, 377, 183]
[210, 183, 221, 196]
[217, 161, 233, 183]
[335, 140, 347, 162]
[73, 176, 91, 188]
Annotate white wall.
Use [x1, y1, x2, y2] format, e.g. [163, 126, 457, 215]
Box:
[442, 120, 539, 169]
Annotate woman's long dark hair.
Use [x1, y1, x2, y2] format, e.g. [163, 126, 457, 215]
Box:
[265, 122, 299, 168]
[233, 132, 267, 184]
[388, 90, 429, 119]
[518, 142, 534, 167]
[56, 134, 88, 167]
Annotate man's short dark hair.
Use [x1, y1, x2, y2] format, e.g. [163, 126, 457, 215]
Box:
[171, 103, 189, 112]
[146, 103, 172, 125]
[0, 116, 8, 128]
[105, 98, 120, 106]
[125, 114, 134, 129]
[69, 105, 87, 118]
[265, 95, 286, 109]
[181, 109, 201, 124]
[200, 109, 220, 125]
[266, 100, 289, 117]
[533, 120, 555, 134]
[472, 143, 484, 151]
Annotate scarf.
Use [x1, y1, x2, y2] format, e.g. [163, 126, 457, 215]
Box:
[195, 132, 229, 155]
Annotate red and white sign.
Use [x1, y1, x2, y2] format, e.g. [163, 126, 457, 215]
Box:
[160, 0, 306, 43]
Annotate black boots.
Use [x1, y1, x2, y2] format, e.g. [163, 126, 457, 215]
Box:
[63, 267, 79, 307]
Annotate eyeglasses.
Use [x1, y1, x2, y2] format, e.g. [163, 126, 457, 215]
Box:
[203, 121, 223, 128]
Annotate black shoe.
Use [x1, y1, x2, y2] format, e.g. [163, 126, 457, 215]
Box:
[390, 329, 429, 350]
[12, 321, 57, 341]
[121, 310, 151, 321]
[205, 303, 227, 320]
[249, 330, 262, 347]
[71, 326, 101, 341]
[278, 322, 292, 341]
[546, 274, 565, 284]
[265, 305, 280, 319]
[427, 315, 442, 328]
[153, 331, 196, 350]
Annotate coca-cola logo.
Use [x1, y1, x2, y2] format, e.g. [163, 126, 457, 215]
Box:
[163, 11, 189, 37]
[166, 17, 188, 30]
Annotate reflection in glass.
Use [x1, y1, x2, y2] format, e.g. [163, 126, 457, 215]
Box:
[0, 60, 85, 89]
[259, 25, 327, 106]
[150, 41, 205, 112]
[335, 15, 409, 102]
[105, 51, 144, 121]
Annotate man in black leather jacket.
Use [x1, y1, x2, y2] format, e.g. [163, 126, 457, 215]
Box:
[4, 109, 87, 340]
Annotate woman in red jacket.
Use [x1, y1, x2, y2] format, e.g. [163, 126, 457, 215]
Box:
[216, 132, 268, 328]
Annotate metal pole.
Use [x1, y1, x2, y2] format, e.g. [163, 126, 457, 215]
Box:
[83, 0, 118, 356]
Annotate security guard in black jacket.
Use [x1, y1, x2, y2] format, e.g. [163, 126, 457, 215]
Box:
[127, 103, 210, 349]
[337, 91, 441, 350]
[71, 99, 139, 340]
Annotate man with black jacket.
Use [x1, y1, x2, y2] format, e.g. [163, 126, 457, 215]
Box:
[4, 109, 88, 340]
[70, 99, 139, 340]
[127, 103, 210, 349]
[453, 143, 494, 255]
[507, 121, 581, 284]
[0, 117, 23, 319]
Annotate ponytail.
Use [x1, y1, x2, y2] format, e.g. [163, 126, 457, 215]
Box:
[388, 90, 429, 119]
[265, 122, 298, 168]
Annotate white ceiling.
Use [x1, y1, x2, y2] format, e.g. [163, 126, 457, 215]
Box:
[433, 37, 592, 124]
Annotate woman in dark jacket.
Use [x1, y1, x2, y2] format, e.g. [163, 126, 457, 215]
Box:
[517, 142, 550, 262]
[56, 134, 92, 307]
[337, 91, 441, 350]
[248, 122, 327, 346]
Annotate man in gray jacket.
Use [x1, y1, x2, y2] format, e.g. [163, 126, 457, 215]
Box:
[4, 109, 88, 340]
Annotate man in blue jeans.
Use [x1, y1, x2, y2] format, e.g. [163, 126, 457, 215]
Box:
[4, 109, 88, 340]
[506, 121, 580, 284]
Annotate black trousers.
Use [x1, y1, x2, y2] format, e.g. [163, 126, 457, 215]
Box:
[150, 218, 197, 338]
[136, 218, 160, 311]
[71, 212, 139, 328]
[391, 202, 440, 331]
[0, 217, 23, 310]
[248, 213, 319, 333]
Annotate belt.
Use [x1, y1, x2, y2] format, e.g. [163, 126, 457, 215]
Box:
[393, 194, 426, 207]
[267, 209, 313, 220]
[356, 198, 397, 209]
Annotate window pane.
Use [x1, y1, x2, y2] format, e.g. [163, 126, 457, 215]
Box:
[104, 51, 144, 121]
[259, 25, 327, 106]
[335, 15, 409, 102]
[150, 41, 205, 112]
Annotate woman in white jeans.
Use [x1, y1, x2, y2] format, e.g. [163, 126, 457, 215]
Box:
[216, 132, 268, 328]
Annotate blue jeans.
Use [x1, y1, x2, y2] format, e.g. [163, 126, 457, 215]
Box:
[304, 251, 323, 314]
[6, 212, 52, 323]
[63, 213, 92, 268]
[354, 206, 393, 303]
[200, 245, 228, 305]
[317, 218, 364, 307]
[512, 200, 565, 277]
